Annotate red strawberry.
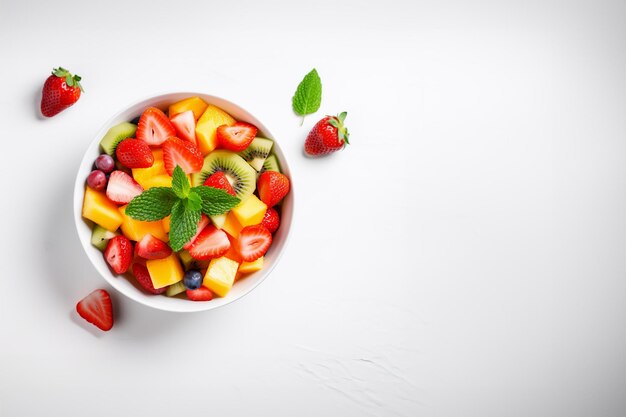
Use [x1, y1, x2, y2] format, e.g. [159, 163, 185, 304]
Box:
[135, 234, 172, 260]
[203, 172, 236, 196]
[183, 215, 210, 250]
[106, 170, 143, 204]
[186, 286, 214, 301]
[131, 263, 166, 294]
[76, 289, 113, 331]
[170, 110, 196, 144]
[257, 171, 290, 207]
[261, 207, 280, 233]
[116, 138, 154, 168]
[237, 225, 272, 262]
[217, 122, 257, 151]
[40, 67, 83, 117]
[136, 107, 176, 146]
[304, 112, 350, 156]
[223, 234, 243, 263]
[188, 225, 231, 260]
[162, 137, 204, 175]
[104, 235, 133, 274]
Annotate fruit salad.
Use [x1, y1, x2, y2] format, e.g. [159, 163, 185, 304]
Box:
[82, 97, 290, 301]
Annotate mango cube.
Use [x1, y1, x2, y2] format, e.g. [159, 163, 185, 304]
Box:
[238, 257, 264, 274]
[169, 97, 208, 120]
[195, 105, 235, 154]
[232, 195, 267, 227]
[119, 205, 168, 242]
[147, 254, 184, 289]
[162, 215, 171, 233]
[82, 186, 124, 232]
[132, 149, 168, 189]
[203, 257, 239, 297]
[221, 211, 243, 238]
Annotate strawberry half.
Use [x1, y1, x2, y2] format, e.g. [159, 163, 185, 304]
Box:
[104, 235, 133, 274]
[136, 107, 176, 146]
[261, 207, 280, 233]
[183, 215, 210, 250]
[106, 170, 143, 204]
[217, 122, 257, 151]
[186, 286, 214, 301]
[237, 225, 272, 262]
[188, 225, 231, 260]
[170, 110, 196, 144]
[116, 138, 154, 169]
[135, 234, 172, 260]
[162, 137, 204, 175]
[76, 289, 113, 331]
[257, 171, 290, 207]
[203, 171, 236, 196]
[131, 263, 166, 294]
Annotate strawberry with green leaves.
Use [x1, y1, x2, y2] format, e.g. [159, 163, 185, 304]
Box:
[40, 67, 84, 117]
[304, 112, 350, 156]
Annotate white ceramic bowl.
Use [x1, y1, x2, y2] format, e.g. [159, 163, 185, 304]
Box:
[73, 92, 294, 313]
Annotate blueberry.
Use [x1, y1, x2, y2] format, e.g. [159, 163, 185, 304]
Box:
[183, 270, 203, 290]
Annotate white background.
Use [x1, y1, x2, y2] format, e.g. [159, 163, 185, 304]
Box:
[1, 0, 626, 416]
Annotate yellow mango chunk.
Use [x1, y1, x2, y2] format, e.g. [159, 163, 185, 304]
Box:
[140, 175, 173, 189]
[119, 205, 168, 242]
[82, 186, 124, 232]
[147, 254, 184, 289]
[238, 257, 264, 274]
[232, 194, 267, 227]
[162, 215, 171, 233]
[169, 97, 208, 120]
[195, 105, 235, 155]
[221, 211, 243, 238]
[132, 149, 167, 189]
[203, 257, 239, 297]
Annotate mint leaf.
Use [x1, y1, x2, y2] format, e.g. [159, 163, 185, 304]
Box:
[169, 200, 201, 252]
[171, 166, 190, 199]
[192, 186, 240, 216]
[126, 187, 177, 221]
[292, 68, 322, 125]
[185, 191, 202, 211]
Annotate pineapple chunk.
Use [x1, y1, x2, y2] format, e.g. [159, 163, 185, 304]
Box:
[82, 186, 124, 232]
[231, 195, 267, 227]
[195, 105, 235, 154]
[203, 257, 239, 297]
[238, 257, 264, 274]
[168, 97, 208, 120]
[147, 254, 184, 289]
[221, 211, 243, 238]
[119, 205, 168, 242]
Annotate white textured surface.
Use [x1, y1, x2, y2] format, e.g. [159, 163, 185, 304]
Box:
[1, 0, 626, 416]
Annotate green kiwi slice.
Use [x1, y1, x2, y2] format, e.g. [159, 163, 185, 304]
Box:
[91, 225, 118, 251]
[261, 154, 281, 173]
[99, 122, 137, 155]
[165, 281, 187, 297]
[191, 150, 257, 201]
[238, 138, 273, 171]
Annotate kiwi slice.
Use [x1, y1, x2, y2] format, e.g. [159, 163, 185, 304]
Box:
[238, 138, 273, 171]
[191, 151, 256, 201]
[99, 122, 137, 155]
[178, 250, 210, 271]
[91, 225, 118, 251]
[165, 281, 187, 297]
[261, 154, 281, 173]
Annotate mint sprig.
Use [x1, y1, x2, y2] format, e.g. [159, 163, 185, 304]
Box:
[292, 68, 322, 125]
[125, 165, 240, 251]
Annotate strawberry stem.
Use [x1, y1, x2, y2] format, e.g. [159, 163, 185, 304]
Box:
[300, 115, 305, 126]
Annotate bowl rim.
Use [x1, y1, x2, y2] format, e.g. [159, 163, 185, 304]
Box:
[73, 91, 294, 313]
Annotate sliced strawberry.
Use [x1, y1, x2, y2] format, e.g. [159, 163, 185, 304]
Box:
[261, 207, 280, 233]
[203, 171, 236, 196]
[116, 138, 154, 168]
[186, 286, 214, 301]
[104, 235, 133, 274]
[131, 263, 166, 294]
[136, 107, 176, 146]
[135, 234, 172, 260]
[217, 122, 257, 151]
[188, 225, 230, 260]
[106, 170, 143, 204]
[237, 225, 272, 262]
[170, 110, 196, 144]
[257, 171, 290, 207]
[183, 215, 210, 250]
[162, 137, 204, 175]
[223, 233, 242, 263]
[76, 289, 114, 331]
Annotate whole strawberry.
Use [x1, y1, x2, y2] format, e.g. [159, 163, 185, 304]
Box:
[304, 112, 350, 156]
[40, 67, 83, 117]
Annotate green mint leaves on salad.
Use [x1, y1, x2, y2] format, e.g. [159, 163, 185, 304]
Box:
[292, 68, 322, 125]
[125, 166, 240, 252]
